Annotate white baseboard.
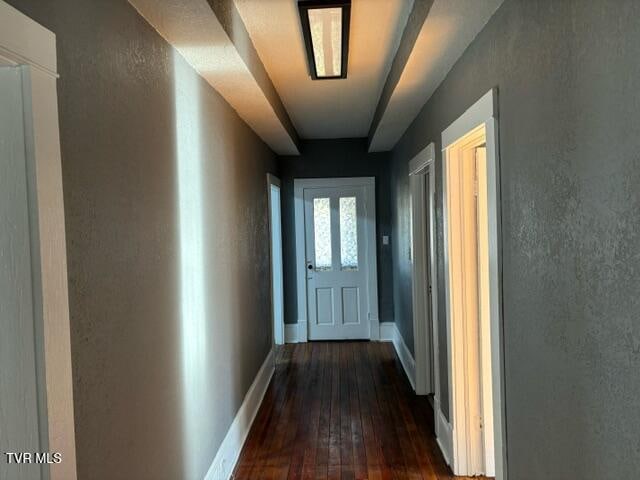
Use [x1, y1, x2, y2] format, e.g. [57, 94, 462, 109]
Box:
[379, 321, 395, 341]
[298, 320, 308, 342]
[370, 315, 381, 340]
[379, 322, 416, 391]
[434, 396, 453, 467]
[285, 321, 308, 343]
[204, 348, 275, 480]
[392, 326, 416, 391]
[284, 323, 299, 343]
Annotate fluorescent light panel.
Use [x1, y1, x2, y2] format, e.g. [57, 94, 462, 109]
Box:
[308, 7, 342, 77]
[298, 1, 350, 80]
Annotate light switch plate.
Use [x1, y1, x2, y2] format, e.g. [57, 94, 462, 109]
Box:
[382, 235, 389, 245]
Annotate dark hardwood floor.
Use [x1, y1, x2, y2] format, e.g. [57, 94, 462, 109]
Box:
[233, 341, 487, 480]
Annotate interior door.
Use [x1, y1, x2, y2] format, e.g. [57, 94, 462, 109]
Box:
[304, 185, 370, 340]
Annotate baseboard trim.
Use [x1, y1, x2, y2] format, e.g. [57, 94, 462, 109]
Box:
[379, 322, 416, 391]
[284, 323, 299, 343]
[379, 321, 395, 341]
[204, 348, 275, 480]
[392, 326, 416, 391]
[434, 397, 453, 467]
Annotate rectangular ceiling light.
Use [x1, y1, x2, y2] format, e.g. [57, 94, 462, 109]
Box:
[298, 1, 351, 80]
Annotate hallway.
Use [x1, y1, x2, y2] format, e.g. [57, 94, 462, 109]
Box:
[3, 0, 640, 478]
[234, 342, 484, 480]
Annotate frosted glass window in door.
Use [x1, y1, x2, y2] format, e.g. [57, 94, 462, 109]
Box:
[339, 197, 358, 271]
[313, 197, 332, 271]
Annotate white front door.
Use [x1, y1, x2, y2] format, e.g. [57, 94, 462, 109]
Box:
[303, 184, 373, 340]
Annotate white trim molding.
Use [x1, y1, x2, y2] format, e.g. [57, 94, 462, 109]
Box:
[0, 1, 57, 77]
[284, 323, 300, 343]
[441, 88, 506, 479]
[442, 89, 496, 147]
[379, 321, 396, 341]
[204, 348, 275, 480]
[293, 177, 379, 342]
[379, 322, 416, 391]
[409, 142, 435, 175]
[0, 3, 76, 480]
[435, 397, 453, 467]
[267, 174, 284, 346]
[409, 143, 437, 396]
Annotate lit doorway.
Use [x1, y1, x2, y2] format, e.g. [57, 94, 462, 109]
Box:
[441, 89, 506, 478]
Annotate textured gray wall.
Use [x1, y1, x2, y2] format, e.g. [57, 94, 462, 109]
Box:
[278, 139, 394, 327]
[391, 0, 640, 477]
[7, 1, 277, 479]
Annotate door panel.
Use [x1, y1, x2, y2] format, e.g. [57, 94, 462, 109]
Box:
[315, 288, 335, 325]
[304, 185, 370, 340]
[341, 287, 360, 325]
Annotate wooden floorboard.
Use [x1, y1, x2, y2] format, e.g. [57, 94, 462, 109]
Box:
[233, 342, 488, 480]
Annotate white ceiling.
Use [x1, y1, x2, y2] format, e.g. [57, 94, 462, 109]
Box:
[132, 0, 505, 153]
[368, 0, 505, 151]
[234, 0, 413, 139]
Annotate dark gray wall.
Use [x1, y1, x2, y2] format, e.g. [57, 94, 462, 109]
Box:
[7, 1, 277, 479]
[390, 0, 640, 477]
[278, 138, 394, 327]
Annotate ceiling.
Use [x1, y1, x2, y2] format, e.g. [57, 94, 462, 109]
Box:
[131, 0, 505, 153]
[130, 0, 300, 154]
[369, 0, 505, 151]
[234, 0, 412, 139]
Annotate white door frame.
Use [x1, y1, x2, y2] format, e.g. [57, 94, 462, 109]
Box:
[267, 174, 284, 345]
[441, 88, 506, 479]
[0, 2, 77, 479]
[409, 143, 438, 396]
[294, 177, 379, 342]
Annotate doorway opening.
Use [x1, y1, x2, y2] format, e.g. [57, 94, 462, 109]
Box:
[294, 177, 379, 342]
[267, 174, 284, 345]
[409, 143, 438, 396]
[441, 89, 505, 478]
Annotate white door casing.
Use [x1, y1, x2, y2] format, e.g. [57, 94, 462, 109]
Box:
[441, 88, 504, 479]
[294, 177, 379, 342]
[409, 143, 437, 396]
[1, 65, 49, 480]
[0, 3, 77, 479]
[267, 174, 284, 345]
[475, 146, 495, 475]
